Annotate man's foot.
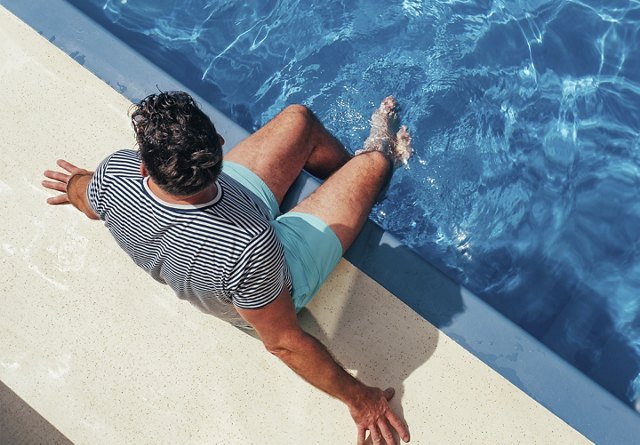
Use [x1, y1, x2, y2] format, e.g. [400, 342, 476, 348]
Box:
[394, 125, 413, 167]
[356, 96, 400, 156]
[356, 96, 413, 167]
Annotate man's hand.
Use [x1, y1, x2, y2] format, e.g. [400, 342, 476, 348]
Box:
[349, 386, 409, 445]
[43, 159, 99, 219]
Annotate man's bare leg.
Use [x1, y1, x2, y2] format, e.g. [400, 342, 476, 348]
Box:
[289, 97, 409, 251]
[224, 105, 352, 205]
[290, 151, 392, 251]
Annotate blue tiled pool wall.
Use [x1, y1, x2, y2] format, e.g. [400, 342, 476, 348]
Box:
[3, 0, 639, 443]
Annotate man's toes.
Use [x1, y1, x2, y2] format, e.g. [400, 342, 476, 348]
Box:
[397, 125, 411, 143]
[381, 96, 398, 112]
[394, 125, 413, 166]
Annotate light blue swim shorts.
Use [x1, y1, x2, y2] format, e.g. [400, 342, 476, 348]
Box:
[222, 161, 343, 311]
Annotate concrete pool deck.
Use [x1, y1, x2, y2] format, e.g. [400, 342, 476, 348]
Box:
[0, 5, 591, 444]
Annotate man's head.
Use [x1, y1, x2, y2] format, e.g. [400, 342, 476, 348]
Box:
[131, 91, 223, 196]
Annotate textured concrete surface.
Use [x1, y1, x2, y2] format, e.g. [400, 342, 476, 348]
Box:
[0, 381, 72, 445]
[0, 6, 590, 444]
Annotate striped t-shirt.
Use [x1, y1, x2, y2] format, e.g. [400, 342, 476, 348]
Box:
[87, 149, 292, 327]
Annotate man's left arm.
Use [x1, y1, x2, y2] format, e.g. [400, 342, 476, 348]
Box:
[42, 159, 99, 219]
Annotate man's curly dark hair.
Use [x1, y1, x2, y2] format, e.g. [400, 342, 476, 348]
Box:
[131, 91, 223, 196]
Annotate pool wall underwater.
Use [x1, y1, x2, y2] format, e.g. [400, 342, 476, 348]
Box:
[1, 0, 638, 443]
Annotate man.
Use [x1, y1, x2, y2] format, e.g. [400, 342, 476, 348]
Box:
[42, 91, 412, 444]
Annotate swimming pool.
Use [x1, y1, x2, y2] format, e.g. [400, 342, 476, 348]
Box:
[4, 0, 639, 441]
[73, 0, 640, 412]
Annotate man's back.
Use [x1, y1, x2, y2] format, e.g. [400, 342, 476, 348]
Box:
[88, 149, 292, 326]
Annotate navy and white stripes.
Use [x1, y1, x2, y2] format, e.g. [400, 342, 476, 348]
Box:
[87, 149, 292, 327]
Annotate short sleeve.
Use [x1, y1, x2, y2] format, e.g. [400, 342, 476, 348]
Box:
[227, 226, 287, 309]
[86, 154, 114, 218]
[86, 149, 141, 218]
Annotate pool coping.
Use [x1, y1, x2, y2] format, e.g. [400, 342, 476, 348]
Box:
[2, 0, 638, 443]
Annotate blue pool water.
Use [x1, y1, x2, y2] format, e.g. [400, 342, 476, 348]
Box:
[77, 0, 640, 411]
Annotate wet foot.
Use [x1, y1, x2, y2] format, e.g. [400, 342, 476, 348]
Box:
[356, 96, 413, 167]
[357, 96, 400, 156]
[394, 125, 413, 167]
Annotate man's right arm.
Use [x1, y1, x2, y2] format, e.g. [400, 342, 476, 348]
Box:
[236, 287, 410, 445]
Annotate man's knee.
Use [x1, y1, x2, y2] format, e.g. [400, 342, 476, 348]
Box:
[281, 104, 316, 126]
[283, 103, 312, 117]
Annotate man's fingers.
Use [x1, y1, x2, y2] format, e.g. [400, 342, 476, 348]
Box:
[43, 170, 70, 183]
[42, 180, 67, 193]
[46, 194, 70, 205]
[369, 425, 383, 444]
[386, 411, 410, 443]
[378, 419, 397, 445]
[56, 159, 81, 174]
[352, 386, 407, 444]
[357, 427, 366, 445]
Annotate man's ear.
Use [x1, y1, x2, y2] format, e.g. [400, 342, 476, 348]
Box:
[218, 134, 225, 146]
[140, 163, 149, 177]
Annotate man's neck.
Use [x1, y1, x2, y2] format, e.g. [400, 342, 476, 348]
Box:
[147, 179, 217, 205]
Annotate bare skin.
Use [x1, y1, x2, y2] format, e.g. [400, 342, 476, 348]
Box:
[394, 125, 413, 167]
[42, 98, 412, 445]
[357, 97, 413, 167]
[42, 160, 99, 219]
[224, 104, 353, 204]
[361, 96, 401, 154]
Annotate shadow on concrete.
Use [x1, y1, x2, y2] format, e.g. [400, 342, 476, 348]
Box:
[292, 218, 466, 431]
[279, 170, 466, 432]
[282, 171, 466, 327]
[0, 380, 73, 445]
